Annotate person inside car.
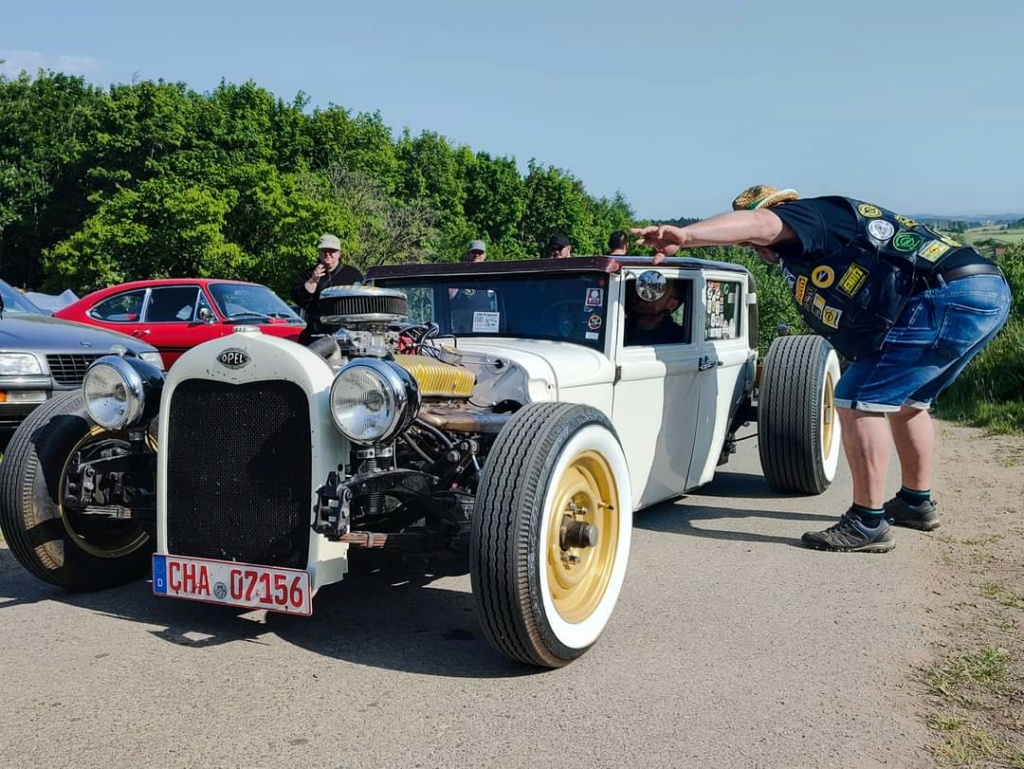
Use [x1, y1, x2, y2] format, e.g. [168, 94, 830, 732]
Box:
[625, 279, 687, 346]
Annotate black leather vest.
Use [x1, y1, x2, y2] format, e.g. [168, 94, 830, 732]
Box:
[780, 197, 964, 360]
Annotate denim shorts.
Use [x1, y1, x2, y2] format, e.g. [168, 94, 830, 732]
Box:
[834, 274, 1011, 412]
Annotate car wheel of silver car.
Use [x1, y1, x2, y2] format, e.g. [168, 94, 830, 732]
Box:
[0, 391, 154, 590]
[470, 402, 632, 668]
[758, 334, 842, 495]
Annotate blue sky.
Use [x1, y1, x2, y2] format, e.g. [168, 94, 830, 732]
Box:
[3, 0, 1021, 218]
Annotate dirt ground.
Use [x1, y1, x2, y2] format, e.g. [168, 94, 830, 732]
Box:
[0, 419, 1020, 768]
[915, 421, 1024, 765]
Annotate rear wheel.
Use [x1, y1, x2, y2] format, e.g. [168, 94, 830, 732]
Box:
[758, 335, 841, 494]
[470, 402, 632, 668]
[0, 392, 154, 589]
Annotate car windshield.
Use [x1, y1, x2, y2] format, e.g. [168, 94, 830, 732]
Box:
[0, 280, 46, 315]
[374, 272, 611, 351]
[208, 283, 302, 322]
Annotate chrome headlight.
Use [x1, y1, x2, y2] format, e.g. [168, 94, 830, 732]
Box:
[330, 358, 420, 444]
[82, 355, 165, 430]
[0, 353, 43, 376]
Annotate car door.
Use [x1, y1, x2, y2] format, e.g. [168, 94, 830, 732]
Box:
[687, 271, 757, 489]
[611, 268, 703, 509]
[137, 285, 210, 366]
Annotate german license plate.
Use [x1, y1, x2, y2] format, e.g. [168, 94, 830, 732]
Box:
[152, 554, 312, 616]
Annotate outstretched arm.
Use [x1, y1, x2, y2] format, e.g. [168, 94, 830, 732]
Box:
[632, 209, 795, 263]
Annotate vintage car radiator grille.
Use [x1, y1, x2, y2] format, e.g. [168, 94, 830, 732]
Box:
[166, 379, 312, 569]
[46, 354, 105, 386]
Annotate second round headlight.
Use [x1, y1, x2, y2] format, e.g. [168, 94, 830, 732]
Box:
[329, 359, 420, 444]
[82, 355, 164, 430]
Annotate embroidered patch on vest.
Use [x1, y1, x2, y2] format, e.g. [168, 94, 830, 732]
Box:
[822, 306, 843, 329]
[838, 264, 870, 296]
[867, 219, 895, 242]
[812, 266, 835, 288]
[892, 232, 923, 252]
[795, 276, 808, 304]
[858, 203, 883, 218]
[918, 241, 951, 262]
[812, 294, 826, 318]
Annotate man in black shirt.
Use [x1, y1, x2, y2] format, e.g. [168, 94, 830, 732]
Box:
[291, 233, 363, 344]
[633, 186, 1010, 553]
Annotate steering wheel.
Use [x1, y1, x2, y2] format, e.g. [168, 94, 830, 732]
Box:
[540, 300, 583, 336]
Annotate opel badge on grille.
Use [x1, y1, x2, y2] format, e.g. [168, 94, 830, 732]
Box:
[217, 348, 250, 369]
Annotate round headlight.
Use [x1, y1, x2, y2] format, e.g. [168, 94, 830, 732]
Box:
[330, 359, 420, 444]
[83, 355, 163, 430]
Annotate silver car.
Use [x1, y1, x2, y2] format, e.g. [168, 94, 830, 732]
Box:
[0, 279, 164, 437]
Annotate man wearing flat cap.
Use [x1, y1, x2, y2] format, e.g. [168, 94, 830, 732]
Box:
[633, 186, 1009, 554]
[291, 233, 363, 344]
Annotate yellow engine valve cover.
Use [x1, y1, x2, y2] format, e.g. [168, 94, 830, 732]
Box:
[392, 355, 475, 398]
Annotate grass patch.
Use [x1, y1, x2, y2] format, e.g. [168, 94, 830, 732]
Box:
[926, 647, 1012, 702]
[924, 647, 1024, 766]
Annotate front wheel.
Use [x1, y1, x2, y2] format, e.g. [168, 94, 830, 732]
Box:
[0, 392, 154, 590]
[470, 402, 633, 668]
[758, 335, 842, 495]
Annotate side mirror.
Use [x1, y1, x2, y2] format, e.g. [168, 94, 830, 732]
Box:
[198, 307, 216, 324]
[635, 270, 667, 301]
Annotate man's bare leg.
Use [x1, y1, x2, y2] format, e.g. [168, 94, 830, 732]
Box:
[838, 407, 892, 509]
[887, 406, 934, 491]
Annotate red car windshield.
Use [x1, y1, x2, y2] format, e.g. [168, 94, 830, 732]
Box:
[208, 283, 301, 322]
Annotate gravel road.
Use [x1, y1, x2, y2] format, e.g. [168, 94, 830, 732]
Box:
[1, 424, 966, 769]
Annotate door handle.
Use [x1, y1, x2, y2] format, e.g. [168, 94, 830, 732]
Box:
[698, 355, 721, 371]
[132, 329, 151, 336]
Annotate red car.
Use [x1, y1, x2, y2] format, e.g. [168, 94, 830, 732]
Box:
[56, 279, 306, 366]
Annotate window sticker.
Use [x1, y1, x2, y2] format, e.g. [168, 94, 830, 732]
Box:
[472, 312, 500, 333]
[705, 280, 741, 341]
[587, 314, 602, 330]
[585, 288, 604, 307]
[585, 331, 599, 340]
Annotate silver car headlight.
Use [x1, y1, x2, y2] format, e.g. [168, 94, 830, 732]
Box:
[0, 353, 43, 376]
[83, 355, 165, 430]
[330, 358, 420, 444]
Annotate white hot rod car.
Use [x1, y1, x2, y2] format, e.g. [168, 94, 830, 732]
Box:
[0, 256, 841, 668]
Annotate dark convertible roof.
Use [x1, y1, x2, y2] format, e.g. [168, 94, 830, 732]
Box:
[368, 255, 750, 280]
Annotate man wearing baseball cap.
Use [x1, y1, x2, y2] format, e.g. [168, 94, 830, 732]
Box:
[463, 239, 487, 262]
[291, 233, 363, 344]
[546, 233, 572, 259]
[632, 186, 1009, 553]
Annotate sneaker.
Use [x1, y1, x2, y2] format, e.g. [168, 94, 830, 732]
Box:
[884, 496, 940, 531]
[802, 510, 896, 553]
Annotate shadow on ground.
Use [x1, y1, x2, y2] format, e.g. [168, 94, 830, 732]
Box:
[0, 470, 836, 675]
[0, 546, 526, 679]
[635, 470, 836, 548]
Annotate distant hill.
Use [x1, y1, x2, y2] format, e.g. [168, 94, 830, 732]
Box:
[910, 213, 1023, 224]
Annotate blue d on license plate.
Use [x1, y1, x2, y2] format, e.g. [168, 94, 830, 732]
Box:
[153, 554, 312, 616]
